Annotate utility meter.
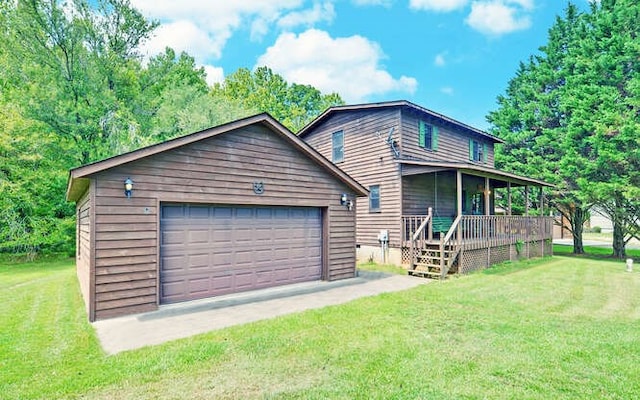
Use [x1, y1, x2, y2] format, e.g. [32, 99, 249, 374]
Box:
[378, 230, 389, 242]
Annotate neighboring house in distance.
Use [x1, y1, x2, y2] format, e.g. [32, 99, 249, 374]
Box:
[554, 206, 613, 240]
[299, 100, 554, 277]
[587, 206, 613, 233]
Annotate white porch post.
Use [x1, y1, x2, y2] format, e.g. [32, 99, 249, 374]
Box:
[456, 170, 463, 217]
[456, 170, 463, 252]
[484, 176, 490, 216]
[507, 182, 512, 216]
[540, 186, 545, 257]
[524, 186, 529, 216]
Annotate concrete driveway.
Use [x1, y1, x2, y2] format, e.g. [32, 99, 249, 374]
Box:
[93, 271, 428, 354]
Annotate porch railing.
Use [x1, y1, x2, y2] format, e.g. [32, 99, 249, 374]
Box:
[456, 215, 554, 250]
[402, 214, 554, 247]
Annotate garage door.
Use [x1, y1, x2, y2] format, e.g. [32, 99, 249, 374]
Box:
[160, 204, 323, 304]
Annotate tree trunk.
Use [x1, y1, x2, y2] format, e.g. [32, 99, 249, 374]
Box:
[612, 209, 626, 259]
[571, 207, 587, 254]
[572, 222, 584, 254]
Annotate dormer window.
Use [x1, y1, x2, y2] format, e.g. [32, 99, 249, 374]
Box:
[419, 120, 438, 151]
[332, 130, 344, 163]
[469, 139, 487, 163]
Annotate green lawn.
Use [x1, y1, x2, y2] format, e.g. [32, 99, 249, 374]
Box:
[2, 256, 640, 399]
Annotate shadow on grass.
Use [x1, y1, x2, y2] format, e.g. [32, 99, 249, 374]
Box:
[0, 253, 74, 276]
[553, 244, 639, 260]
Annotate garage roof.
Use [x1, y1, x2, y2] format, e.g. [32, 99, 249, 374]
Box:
[67, 113, 368, 202]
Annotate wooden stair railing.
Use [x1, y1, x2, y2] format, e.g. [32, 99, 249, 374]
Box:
[409, 211, 462, 280]
[409, 210, 432, 272]
[438, 215, 462, 279]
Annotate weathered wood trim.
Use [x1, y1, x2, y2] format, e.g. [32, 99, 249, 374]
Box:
[151, 196, 331, 208]
[322, 206, 330, 280]
[397, 109, 404, 257]
[96, 303, 157, 320]
[155, 197, 161, 306]
[89, 178, 97, 322]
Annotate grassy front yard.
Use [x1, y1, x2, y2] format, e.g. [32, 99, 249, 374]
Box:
[2, 255, 640, 399]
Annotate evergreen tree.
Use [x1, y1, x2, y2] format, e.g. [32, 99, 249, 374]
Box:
[488, 1, 640, 257]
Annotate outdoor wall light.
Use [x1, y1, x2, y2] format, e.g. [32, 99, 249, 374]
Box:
[340, 193, 354, 211]
[124, 178, 133, 198]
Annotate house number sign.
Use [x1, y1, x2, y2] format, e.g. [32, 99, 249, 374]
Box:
[253, 181, 264, 195]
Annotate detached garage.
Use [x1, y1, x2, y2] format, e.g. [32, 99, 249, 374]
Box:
[67, 114, 367, 321]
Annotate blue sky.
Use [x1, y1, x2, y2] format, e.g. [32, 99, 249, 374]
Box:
[130, 0, 593, 130]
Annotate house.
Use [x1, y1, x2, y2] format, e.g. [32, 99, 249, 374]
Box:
[587, 206, 613, 233]
[299, 100, 554, 277]
[66, 114, 367, 321]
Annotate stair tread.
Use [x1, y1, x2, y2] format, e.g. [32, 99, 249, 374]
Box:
[409, 270, 442, 277]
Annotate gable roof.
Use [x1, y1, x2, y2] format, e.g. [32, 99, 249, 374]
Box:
[66, 113, 368, 202]
[298, 100, 504, 144]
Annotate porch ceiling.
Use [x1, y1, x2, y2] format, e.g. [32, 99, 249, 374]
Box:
[398, 160, 553, 188]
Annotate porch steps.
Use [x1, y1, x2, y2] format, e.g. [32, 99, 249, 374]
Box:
[408, 245, 460, 280]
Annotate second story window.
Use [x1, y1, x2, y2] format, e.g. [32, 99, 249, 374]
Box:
[469, 139, 487, 163]
[332, 130, 344, 163]
[419, 120, 438, 150]
[369, 185, 380, 212]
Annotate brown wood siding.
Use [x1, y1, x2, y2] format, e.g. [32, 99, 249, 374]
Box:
[402, 171, 457, 217]
[90, 124, 356, 320]
[399, 109, 495, 166]
[76, 189, 91, 315]
[302, 109, 403, 247]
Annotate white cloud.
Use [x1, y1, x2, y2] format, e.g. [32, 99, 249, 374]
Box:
[203, 65, 225, 86]
[440, 86, 454, 95]
[278, 2, 335, 29]
[409, 0, 469, 12]
[465, 1, 531, 35]
[255, 29, 417, 102]
[131, 0, 303, 61]
[508, 0, 534, 10]
[434, 53, 446, 67]
[352, 0, 394, 6]
[140, 20, 224, 61]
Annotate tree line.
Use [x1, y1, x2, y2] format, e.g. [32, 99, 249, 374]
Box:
[0, 0, 342, 255]
[489, 0, 640, 258]
[1, 0, 637, 259]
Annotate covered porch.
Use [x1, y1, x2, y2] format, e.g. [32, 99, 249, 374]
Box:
[399, 160, 554, 277]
